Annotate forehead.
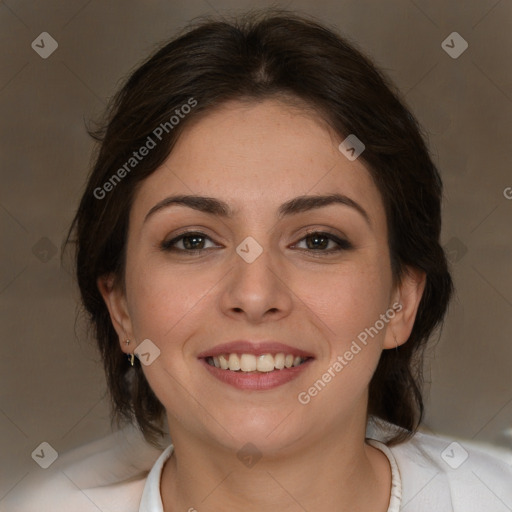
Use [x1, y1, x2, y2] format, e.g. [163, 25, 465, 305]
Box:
[131, 98, 386, 228]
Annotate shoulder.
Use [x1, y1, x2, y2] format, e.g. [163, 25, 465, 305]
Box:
[388, 429, 512, 511]
[2, 426, 167, 512]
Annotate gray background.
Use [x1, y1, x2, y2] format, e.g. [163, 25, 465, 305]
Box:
[1, 0, 511, 500]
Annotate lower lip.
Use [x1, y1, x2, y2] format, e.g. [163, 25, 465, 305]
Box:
[199, 358, 313, 390]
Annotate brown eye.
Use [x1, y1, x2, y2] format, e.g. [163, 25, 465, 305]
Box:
[294, 231, 353, 253]
[161, 232, 217, 252]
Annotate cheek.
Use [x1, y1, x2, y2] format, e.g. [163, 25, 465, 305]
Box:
[297, 259, 392, 337]
[123, 261, 213, 408]
[294, 257, 392, 388]
[125, 258, 216, 342]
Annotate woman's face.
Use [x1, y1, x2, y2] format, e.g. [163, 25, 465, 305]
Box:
[101, 98, 423, 453]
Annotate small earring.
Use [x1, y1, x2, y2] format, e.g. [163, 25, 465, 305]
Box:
[125, 339, 131, 345]
[127, 353, 135, 366]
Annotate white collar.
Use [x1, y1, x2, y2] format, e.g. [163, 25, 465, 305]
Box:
[138, 440, 401, 512]
[367, 438, 402, 512]
[139, 444, 173, 512]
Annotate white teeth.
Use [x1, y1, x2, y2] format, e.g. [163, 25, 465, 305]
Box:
[256, 354, 275, 372]
[240, 354, 257, 372]
[207, 353, 309, 372]
[274, 353, 285, 369]
[228, 353, 241, 371]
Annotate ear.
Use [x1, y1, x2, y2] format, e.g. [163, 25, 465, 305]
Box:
[97, 273, 134, 355]
[383, 266, 426, 349]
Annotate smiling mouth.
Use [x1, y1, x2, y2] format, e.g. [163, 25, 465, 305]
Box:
[205, 353, 312, 372]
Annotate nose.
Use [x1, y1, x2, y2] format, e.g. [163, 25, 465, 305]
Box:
[219, 241, 293, 324]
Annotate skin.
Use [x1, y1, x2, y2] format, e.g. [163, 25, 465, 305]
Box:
[99, 98, 426, 512]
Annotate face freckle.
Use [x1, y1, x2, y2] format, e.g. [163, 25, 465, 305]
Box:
[119, 98, 398, 452]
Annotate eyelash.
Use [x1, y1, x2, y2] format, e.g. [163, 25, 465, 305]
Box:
[160, 230, 353, 255]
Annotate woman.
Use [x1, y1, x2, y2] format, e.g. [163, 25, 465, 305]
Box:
[9, 10, 512, 512]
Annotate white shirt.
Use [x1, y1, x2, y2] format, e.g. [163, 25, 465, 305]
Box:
[4, 421, 512, 511]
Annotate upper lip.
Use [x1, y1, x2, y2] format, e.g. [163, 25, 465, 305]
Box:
[197, 340, 315, 359]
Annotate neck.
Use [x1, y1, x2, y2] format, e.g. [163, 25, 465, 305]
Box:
[160, 417, 391, 512]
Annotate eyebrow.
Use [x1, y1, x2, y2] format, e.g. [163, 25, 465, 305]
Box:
[144, 193, 371, 227]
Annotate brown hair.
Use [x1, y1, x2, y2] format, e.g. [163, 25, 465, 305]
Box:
[66, 9, 453, 446]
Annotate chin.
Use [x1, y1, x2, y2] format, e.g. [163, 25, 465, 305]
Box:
[208, 409, 308, 455]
